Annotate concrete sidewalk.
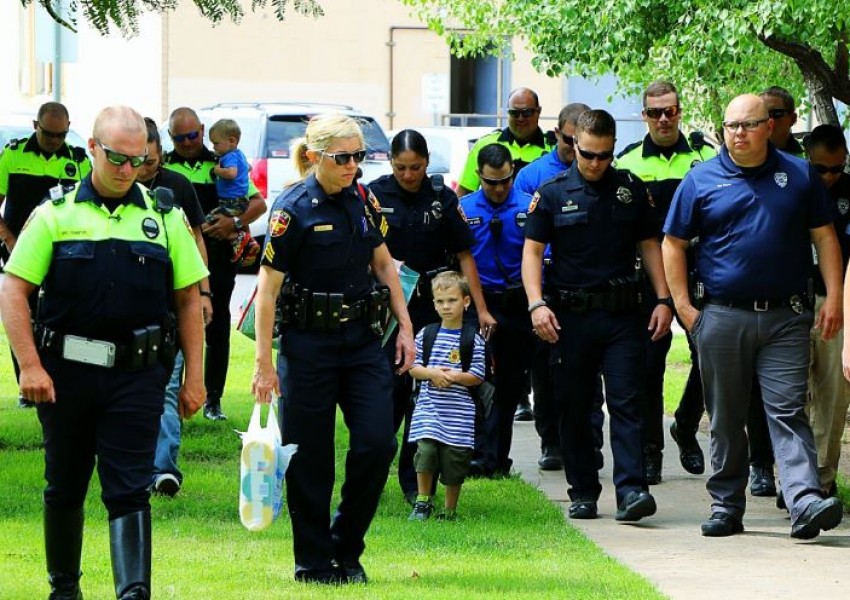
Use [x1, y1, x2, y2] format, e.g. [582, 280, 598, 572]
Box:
[511, 418, 850, 599]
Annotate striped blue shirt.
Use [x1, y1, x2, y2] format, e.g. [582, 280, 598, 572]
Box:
[408, 327, 485, 449]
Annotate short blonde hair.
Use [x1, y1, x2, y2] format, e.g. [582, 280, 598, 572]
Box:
[292, 113, 365, 178]
[431, 271, 470, 297]
[209, 118, 241, 141]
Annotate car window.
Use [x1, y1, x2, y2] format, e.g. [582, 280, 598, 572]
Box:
[0, 126, 33, 149]
[264, 115, 390, 161]
[424, 135, 451, 173]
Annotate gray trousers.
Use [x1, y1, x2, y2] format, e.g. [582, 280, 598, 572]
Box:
[694, 303, 822, 523]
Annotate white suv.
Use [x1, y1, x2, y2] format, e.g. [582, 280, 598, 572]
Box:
[162, 102, 393, 245]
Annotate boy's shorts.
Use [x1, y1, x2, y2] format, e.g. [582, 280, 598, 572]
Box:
[218, 197, 249, 215]
[413, 439, 473, 486]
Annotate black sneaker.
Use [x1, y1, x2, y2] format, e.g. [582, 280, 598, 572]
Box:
[338, 561, 368, 584]
[538, 447, 563, 471]
[615, 490, 657, 522]
[749, 465, 776, 497]
[791, 497, 843, 540]
[568, 500, 598, 520]
[294, 567, 347, 584]
[203, 403, 227, 421]
[670, 422, 705, 475]
[701, 512, 744, 537]
[408, 500, 433, 521]
[514, 404, 534, 422]
[153, 473, 180, 497]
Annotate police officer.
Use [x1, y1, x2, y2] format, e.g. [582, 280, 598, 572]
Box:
[163, 107, 266, 421]
[523, 109, 672, 522]
[252, 114, 415, 585]
[616, 81, 716, 483]
[746, 86, 806, 496]
[513, 102, 598, 471]
[0, 106, 208, 599]
[368, 129, 494, 504]
[460, 143, 536, 477]
[138, 117, 212, 498]
[456, 87, 554, 197]
[663, 94, 843, 538]
[0, 101, 91, 408]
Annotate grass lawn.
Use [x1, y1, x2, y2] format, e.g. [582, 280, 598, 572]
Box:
[0, 327, 664, 599]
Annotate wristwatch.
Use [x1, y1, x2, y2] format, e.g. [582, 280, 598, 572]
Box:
[657, 297, 674, 309]
[233, 216, 243, 229]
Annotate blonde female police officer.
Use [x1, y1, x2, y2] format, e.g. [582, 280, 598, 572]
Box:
[252, 114, 415, 585]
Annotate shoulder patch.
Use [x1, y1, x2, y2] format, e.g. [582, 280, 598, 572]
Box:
[268, 210, 291, 237]
[367, 189, 382, 213]
[457, 203, 468, 222]
[528, 192, 540, 213]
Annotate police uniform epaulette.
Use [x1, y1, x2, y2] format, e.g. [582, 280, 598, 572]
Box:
[70, 145, 87, 162]
[617, 140, 643, 159]
[6, 137, 26, 151]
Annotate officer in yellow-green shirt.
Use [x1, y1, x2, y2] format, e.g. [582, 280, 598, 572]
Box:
[615, 81, 716, 486]
[0, 106, 207, 600]
[456, 88, 555, 197]
[0, 102, 91, 406]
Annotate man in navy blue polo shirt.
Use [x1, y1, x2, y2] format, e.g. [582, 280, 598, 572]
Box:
[663, 94, 844, 539]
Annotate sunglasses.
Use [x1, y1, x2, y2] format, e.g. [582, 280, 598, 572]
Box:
[812, 164, 844, 174]
[480, 172, 514, 186]
[557, 131, 575, 146]
[643, 106, 680, 120]
[36, 124, 69, 140]
[768, 108, 792, 119]
[169, 130, 201, 143]
[321, 150, 367, 166]
[507, 108, 539, 118]
[721, 119, 768, 132]
[96, 139, 148, 168]
[574, 143, 614, 162]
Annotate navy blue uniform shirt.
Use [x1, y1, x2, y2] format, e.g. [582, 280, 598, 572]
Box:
[262, 174, 384, 301]
[664, 145, 834, 299]
[460, 186, 532, 291]
[524, 162, 658, 289]
[367, 174, 474, 273]
[812, 172, 850, 295]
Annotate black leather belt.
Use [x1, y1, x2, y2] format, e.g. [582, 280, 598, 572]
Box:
[705, 296, 803, 312]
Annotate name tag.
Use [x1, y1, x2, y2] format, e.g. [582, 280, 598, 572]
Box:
[381, 207, 395, 214]
[467, 217, 482, 226]
[561, 204, 578, 212]
[314, 224, 334, 232]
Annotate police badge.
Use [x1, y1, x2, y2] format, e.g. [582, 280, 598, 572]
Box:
[774, 172, 788, 188]
[616, 186, 634, 204]
[838, 197, 850, 215]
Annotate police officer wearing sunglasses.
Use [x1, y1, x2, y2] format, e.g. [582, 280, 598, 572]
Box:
[0, 105, 208, 599]
[252, 113, 415, 585]
[0, 102, 91, 409]
[456, 87, 554, 198]
[459, 143, 536, 477]
[523, 109, 672, 523]
[616, 81, 716, 485]
[163, 107, 267, 422]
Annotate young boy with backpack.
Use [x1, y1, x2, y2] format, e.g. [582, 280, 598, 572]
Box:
[408, 271, 487, 521]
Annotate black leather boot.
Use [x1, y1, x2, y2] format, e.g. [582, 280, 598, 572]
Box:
[44, 504, 84, 600]
[109, 511, 151, 600]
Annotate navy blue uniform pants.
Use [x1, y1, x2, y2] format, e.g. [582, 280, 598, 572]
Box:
[472, 293, 536, 473]
[552, 309, 647, 504]
[204, 242, 237, 404]
[37, 354, 166, 520]
[280, 324, 395, 574]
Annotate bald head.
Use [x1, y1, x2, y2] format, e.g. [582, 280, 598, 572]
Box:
[168, 106, 205, 159]
[92, 106, 146, 141]
[723, 95, 773, 168]
[506, 88, 541, 142]
[89, 106, 148, 199]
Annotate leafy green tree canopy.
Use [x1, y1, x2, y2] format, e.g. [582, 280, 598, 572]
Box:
[403, 0, 850, 127]
[22, 0, 323, 36]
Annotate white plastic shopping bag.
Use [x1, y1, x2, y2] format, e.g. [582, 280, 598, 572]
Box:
[238, 401, 297, 531]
